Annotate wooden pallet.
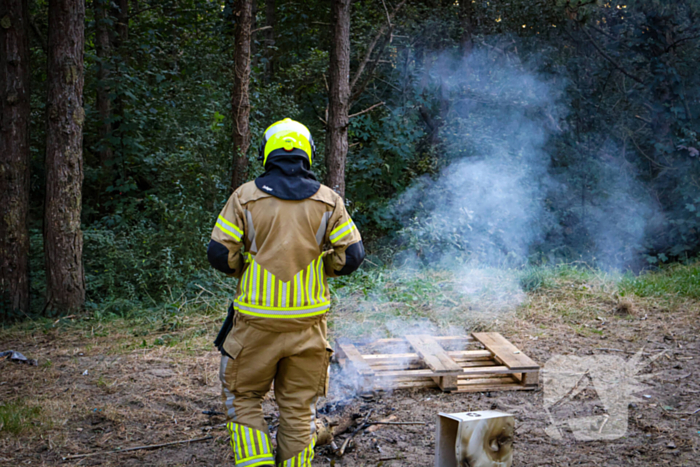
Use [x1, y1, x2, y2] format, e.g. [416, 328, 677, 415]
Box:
[335, 333, 539, 393]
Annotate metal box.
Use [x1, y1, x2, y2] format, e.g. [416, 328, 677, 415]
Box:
[435, 410, 514, 467]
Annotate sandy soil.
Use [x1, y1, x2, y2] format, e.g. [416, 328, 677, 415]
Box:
[0, 299, 698, 466]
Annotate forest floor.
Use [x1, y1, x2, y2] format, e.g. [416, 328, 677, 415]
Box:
[0, 264, 699, 466]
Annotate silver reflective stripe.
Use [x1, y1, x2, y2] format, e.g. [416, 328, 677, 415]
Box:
[266, 272, 272, 307]
[217, 219, 242, 241]
[219, 356, 229, 384]
[296, 274, 302, 306]
[223, 387, 236, 418]
[281, 282, 287, 307]
[244, 426, 255, 457]
[251, 262, 258, 303]
[330, 221, 355, 243]
[261, 432, 269, 454]
[315, 211, 332, 245]
[245, 209, 258, 253]
[235, 302, 330, 316]
[317, 257, 325, 301]
[265, 121, 310, 140]
[308, 263, 315, 305]
[300, 448, 306, 467]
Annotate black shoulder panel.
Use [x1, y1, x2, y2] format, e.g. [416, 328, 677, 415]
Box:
[207, 240, 236, 274]
[335, 241, 366, 276]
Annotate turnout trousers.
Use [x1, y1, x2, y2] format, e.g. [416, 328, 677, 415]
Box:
[219, 312, 332, 467]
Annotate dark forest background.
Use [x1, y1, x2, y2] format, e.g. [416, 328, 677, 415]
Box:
[2, 0, 700, 319]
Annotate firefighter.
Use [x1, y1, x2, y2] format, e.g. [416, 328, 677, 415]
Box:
[207, 118, 365, 467]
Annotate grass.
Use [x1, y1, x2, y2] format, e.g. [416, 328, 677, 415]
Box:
[0, 400, 44, 436]
[620, 262, 700, 299]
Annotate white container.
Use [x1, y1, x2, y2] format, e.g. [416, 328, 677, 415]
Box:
[435, 410, 514, 467]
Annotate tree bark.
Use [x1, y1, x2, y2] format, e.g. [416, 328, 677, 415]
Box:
[264, 0, 275, 81]
[230, 0, 253, 191]
[94, 0, 112, 170]
[0, 0, 31, 318]
[44, 0, 86, 313]
[325, 0, 351, 197]
[113, 0, 128, 46]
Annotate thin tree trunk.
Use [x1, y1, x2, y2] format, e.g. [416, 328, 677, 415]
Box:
[0, 0, 31, 318]
[230, 0, 253, 191]
[325, 0, 351, 197]
[265, 0, 275, 81]
[458, 0, 474, 57]
[94, 0, 112, 170]
[44, 0, 86, 313]
[114, 0, 128, 45]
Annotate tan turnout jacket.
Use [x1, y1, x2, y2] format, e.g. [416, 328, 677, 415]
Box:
[211, 181, 361, 331]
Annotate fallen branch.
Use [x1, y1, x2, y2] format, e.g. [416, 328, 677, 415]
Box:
[62, 436, 213, 460]
[349, 101, 385, 119]
[338, 409, 373, 456]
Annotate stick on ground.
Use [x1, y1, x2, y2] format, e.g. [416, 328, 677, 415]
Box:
[338, 409, 374, 456]
[62, 435, 213, 460]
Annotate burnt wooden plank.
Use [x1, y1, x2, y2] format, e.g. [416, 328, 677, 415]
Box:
[405, 335, 463, 375]
[472, 332, 539, 370]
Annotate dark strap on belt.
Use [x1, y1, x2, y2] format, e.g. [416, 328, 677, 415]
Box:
[213, 303, 235, 355]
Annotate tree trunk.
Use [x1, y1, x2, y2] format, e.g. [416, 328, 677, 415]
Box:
[325, 0, 351, 197]
[94, 0, 112, 170]
[230, 0, 253, 191]
[44, 0, 86, 314]
[265, 0, 275, 81]
[458, 0, 474, 57]
[113, 0, 128, 46]
[0, 0, 31, 318]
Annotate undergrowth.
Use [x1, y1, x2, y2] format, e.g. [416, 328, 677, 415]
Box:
[2, 261, 698, 342]
[0, 400, 45, 436]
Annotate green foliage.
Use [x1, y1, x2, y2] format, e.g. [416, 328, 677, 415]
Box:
[620, 262, 700, 298]
[18, 0, 700, 316]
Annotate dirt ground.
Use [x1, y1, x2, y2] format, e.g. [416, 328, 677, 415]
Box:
[0, 295, 698, 466]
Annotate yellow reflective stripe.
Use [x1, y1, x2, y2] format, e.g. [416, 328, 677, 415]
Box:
[247, 261, 254, 302]
[256, 429, 265, 454]
[318, 257, 325, 302]
[301, 269, 307, 305]
[246, 426, 256, 457]
[228, 424, 275, 466]
[285, 278, 290, 307]
[310, 261, 317, 305]
[217, 219, 242, 241]
[330, 218, 352, 236]
[227, 423, 237, 459]
[235, 300, 330, 312]
[255, 262, 261, 304]
[218, 215, 243, 235]
[237, 254, 330, 314]
[236, 307, 329, 319]
[242, 424, 249, 459]
[330, 219, 356, 244]
[239, 265, 248, 302]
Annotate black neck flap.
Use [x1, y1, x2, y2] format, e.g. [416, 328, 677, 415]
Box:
[254, 149, 321, 200]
